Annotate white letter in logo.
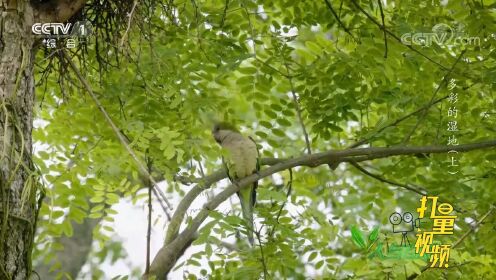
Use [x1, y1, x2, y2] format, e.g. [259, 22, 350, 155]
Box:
[32, 23, 42, 35]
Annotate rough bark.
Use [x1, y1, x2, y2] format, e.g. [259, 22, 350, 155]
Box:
[0, 1, 36, 279]
[0, 0, 87, 278]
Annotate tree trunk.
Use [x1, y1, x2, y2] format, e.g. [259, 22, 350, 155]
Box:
[35, 218, 100, 279]
[0, 0, 36, 279]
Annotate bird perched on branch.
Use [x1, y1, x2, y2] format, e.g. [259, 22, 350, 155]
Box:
[212, 122, 259, 245]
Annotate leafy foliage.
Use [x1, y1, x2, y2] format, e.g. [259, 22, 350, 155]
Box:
[32, 0, 496, 279]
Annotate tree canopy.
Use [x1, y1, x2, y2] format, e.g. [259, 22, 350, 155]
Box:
[30, 0, 496, 279]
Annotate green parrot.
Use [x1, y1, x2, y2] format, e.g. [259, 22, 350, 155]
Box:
[212, 122, 259, 245]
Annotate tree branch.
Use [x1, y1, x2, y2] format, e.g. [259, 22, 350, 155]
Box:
[323, 0, 357, 42]
[350, 161, 427, 195]
[33, 0, 87, 23]
[377, 0, 387, 58]
[164, 170, 226, 244]
[350, 161, 463, 213]
[119, 0, 139, 48]
[61, 50, 172, 218]
[349, 95, 449, 149]
[350, 0, 452, 72]
[146, 139, 496, 279]
[402, 49, 466, 144]
[284, 64, 312, 155]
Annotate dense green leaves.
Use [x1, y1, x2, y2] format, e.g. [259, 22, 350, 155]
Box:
[31, 0, 496, 279]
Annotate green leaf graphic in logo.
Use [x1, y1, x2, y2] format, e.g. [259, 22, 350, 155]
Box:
[351, 225, 366, 249]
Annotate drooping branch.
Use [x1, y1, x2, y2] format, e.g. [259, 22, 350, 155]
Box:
[61, 50, 172, 217]
[323, 0, 357, 42]
[33, 0, 87, 23]
[146, 139, 496, 279]
[350, 161, 464, 213]
[402, 49, 466, 144]
[376, 0, 387, 58]
[350, 0, 451, 72]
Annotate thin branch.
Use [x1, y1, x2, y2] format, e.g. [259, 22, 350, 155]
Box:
[350, 161, 463, 213]
[283, 61, 311, 154]
[269, 168, 292, 237]
[255, 226, 269, 280]
[452, 206, 494, 248]
[350, 0, 450, 72]
[219, 0, 230, 29]
[329, 94, 450, 170]
[323, 0, 358, 42]
[147, 139, 496, 278]
[402, 49, 466, 144]
[145, 158, 152, 274]
[241, 0, 257, 58]
[120, 0, 140, 48]
[61, 50, 172, 219]
[377, 0, 387, 58]
[254, 58, 291, 78]
[350, 161, 426, 195]
[349, 95, 449, 149]
[406, 205, 495, 280]
[289, 78, 311, 154]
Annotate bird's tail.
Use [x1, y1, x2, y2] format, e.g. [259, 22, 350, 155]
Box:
[238, 182, 257, 245]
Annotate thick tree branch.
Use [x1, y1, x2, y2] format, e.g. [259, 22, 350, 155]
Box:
[146, 139, 496, 279]
[33, 0, 87, 23]
[165, 158, 282, 245]
[164, 170, 226, 244]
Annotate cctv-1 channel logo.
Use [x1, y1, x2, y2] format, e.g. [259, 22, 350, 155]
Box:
[32, 21, 93, 38]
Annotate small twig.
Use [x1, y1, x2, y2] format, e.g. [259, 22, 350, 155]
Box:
[197, 160, 205, 178]
[255, 226, 269, 280]
[402, 49, 466, 144]
[377, 0, 387, 58]
[61, 50, 172, 219]
[283, 61, 311, 154]
[452, 205, 494, 248]
[351, 161, 426, 195]
[350, 95, 449, 149]
[269, 168, 292, 237]
[241, 0, 257, 57]
[350, 0, 450, 72]
[220, 0, 230, 29]
[145, 157, 153, 274]
[350, 161, 463, 213]
[120, 0, 140, 48]
[323, 0, 357, 42]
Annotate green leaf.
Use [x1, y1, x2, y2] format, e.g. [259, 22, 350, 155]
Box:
[368, 226, 380, 242]
[351, 226, 366, 249]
